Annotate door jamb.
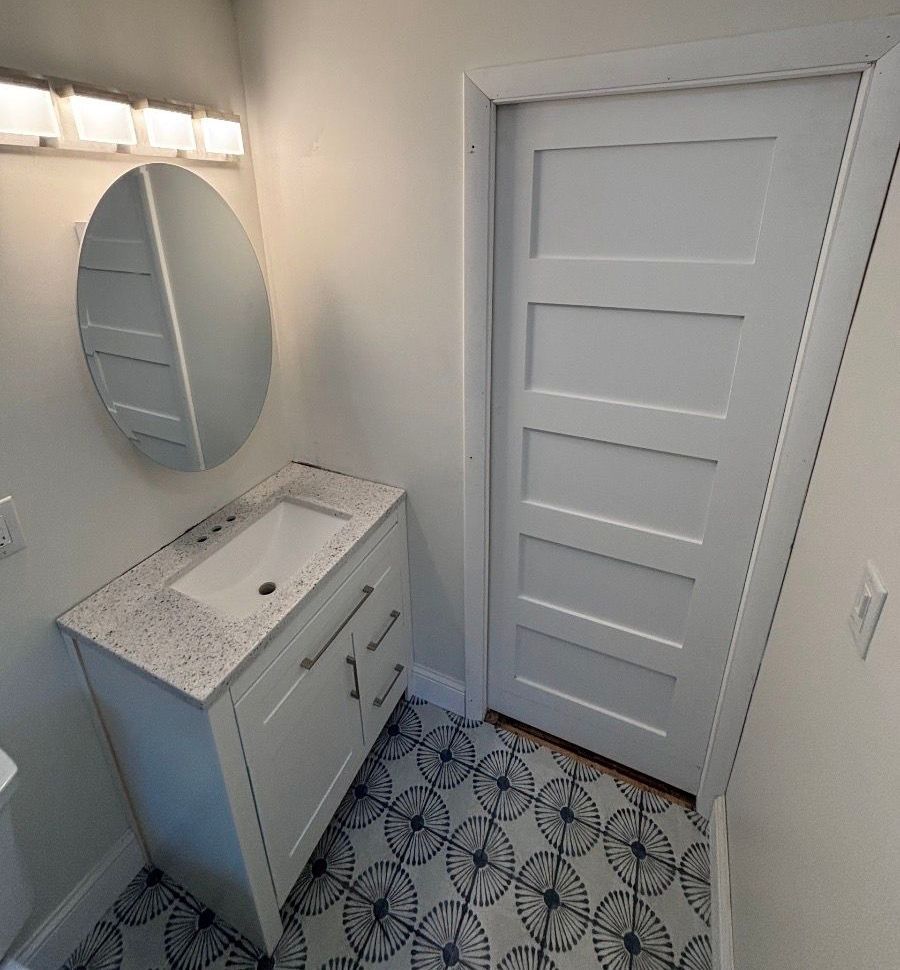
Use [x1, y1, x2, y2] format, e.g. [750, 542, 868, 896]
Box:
[462, 16, 900, 814]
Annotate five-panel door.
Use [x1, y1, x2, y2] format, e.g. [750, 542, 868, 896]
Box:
[488, 74, 860, 791]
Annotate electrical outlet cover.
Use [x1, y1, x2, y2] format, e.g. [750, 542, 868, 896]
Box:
[848, 560, 887, 659]
[0, 496, 25, 559]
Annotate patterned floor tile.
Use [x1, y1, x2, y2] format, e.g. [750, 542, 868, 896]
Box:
[61, 696, 710, 970]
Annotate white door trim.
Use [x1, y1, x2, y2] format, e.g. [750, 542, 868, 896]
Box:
[463, 16, 900, 810]
[710, 796, 735, 970]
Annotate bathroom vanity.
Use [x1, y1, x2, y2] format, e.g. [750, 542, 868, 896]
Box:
[58, 463, 411, 951]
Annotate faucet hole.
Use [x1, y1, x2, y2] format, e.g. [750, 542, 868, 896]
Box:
[258, 582, 277, 596]
[211, 525, 222, 532]
[226, 515, 237, 522]
[197, 536, 208, 543]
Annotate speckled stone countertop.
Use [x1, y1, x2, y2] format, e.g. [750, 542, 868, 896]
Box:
[58, 463, 405, 708]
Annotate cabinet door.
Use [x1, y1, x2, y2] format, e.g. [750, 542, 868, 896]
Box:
[235, 622, 365, 903]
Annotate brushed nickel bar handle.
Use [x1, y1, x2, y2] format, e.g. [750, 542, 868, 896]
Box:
[346, 654, 361, 700]
[367, 610, 401, 652]
[373, 664, 405, 708]
[301, 585, 374, 669]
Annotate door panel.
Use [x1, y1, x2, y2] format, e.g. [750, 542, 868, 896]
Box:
[488, 74, 859, 791]
[525, 303, 742, 417]
[519, 535, 694, 645]
[530, 136, 775, 261]
[522, 428, 718, 542]
[513, 625, 677, 735]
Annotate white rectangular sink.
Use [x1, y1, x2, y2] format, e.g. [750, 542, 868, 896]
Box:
[171, 499, 350, 619]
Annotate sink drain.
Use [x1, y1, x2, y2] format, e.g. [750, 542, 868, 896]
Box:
[258, 582, 277, 596]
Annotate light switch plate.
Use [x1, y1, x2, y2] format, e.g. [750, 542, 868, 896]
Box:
[0, 496, 25, 559]
[848, 560, 887, 660]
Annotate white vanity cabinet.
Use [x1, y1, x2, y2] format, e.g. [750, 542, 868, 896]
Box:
[71, 502, 411, 953]
[232, 516, 409, 903]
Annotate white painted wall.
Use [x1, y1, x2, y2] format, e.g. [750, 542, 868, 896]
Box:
[4, 0, 899, 957]
[0, 0, 289, 946]
[234, 0, 898, 683]
[725, 164, 900, 967]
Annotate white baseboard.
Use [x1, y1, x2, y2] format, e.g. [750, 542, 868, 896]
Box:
[710, 796, 735, 970]
[15, 829, 144, 970]
[408, 664, 466, 716]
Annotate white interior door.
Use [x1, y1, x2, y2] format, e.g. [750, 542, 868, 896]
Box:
[488, 74, 859, 792]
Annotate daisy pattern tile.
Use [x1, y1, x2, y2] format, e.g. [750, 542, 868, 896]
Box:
[61, 697, 710, 970]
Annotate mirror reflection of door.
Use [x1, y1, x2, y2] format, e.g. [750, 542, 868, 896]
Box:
[79, 167, 204, 470]
[77, 164, 272, 471]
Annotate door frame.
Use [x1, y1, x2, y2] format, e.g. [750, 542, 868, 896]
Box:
[462, 16, 900, 814]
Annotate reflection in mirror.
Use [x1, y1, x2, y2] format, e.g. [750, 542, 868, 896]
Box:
[77, 164, 272, 471]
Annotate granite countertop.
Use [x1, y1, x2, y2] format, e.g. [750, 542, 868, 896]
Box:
[58, 463, 405, 708]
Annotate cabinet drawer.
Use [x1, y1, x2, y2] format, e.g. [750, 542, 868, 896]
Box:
[357, 608, 409, 742]
[350, 523, 403, 645]
[355, 552, 411, 741]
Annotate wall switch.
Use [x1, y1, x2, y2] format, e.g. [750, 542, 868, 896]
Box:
[0, 496, 25, 559]
[848, 560, 887, 659]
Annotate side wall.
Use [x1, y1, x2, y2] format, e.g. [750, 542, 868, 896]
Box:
[0, 0, 289, 946]
[725, 165, 900, 965]
[234, 0, 898, 683]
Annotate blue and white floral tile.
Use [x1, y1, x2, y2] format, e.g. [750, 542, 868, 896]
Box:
[61, 695, 711, 970]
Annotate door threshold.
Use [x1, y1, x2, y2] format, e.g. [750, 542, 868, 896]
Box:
[485, 710, 695, 811]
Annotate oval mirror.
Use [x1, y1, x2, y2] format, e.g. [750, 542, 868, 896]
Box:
[77, 164, 272, 471]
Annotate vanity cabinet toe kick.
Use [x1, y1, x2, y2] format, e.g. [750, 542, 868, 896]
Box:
[71, 503, 412, 953]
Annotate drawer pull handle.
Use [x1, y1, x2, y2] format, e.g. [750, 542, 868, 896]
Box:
[301, 585, 375, 669]
[346, 654, 361, 700]
[367, 610, 401, 652]
[373, 664, 405, 708]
